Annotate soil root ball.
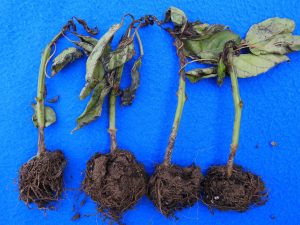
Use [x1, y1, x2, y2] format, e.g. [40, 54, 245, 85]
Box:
[83, 149, 147, 222]
[147, 164, 202, 217]
[202, 165, 268, 211]
[18, 150, 66, 209]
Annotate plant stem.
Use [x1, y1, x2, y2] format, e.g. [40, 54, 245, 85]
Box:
[164, 38, 186, 166]
[108, 90, 117, 152]
[36, 32, 62, 156]
[226, 54, 243, 177]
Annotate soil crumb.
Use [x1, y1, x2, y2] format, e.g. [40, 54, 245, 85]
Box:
[147, 164, 202, 217]
[202, 165, 268, 211]
[18, 150, 66, 209]
[83, 149, 147, 222]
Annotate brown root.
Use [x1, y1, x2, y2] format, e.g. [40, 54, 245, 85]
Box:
[18, 150, 66, 209]
[82, 149, 147, 222]
[202, 165, 268, 212]
[147, 164, 202, 217]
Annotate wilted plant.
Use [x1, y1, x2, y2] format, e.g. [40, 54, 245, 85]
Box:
[18, 17, 97, 209]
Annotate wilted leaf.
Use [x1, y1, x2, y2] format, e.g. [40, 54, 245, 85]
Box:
[186, 67, 217, 83]
[231, 53, 289, 78]
[85, 23, 122, 94]
[32, 104, 57, 127]
[73, 80, 111, 132]
[183, 30, 241, 61]
[102, 38, 135, 71]
[246, 17, 300, 55]
[80, 44, 112, 100]
[164, 6, 187, 32]
[51, 47, 83, 76]
[74, 41, 95, 56]
[75, 34, 98, 46]
[188, 23, 227, 40]
[121, 57, 142, 105]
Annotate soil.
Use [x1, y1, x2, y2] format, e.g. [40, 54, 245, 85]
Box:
[202, 165, 268, 211]
[18, 150, 66, 209]
[82, 149, 147, 222]
[147, 164, 202, 217]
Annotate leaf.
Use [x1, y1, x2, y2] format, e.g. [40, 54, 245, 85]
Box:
[73, 80, 111, 132]
[246, 17, 300, 55]
[102, 38, 135, 71]
[51, 47, 83, 76]
[121, 57, 142, 106]
[74, 41, 95, 56]
[164, 6, 187, 32]
[85, 23, 122, 94]
[188, 23, 227, 40]
[231, 54, 289, 78]
[80, 44, 112, 100]
[186, 67, 217, 83]
[32, 104, 56, 128]
[183, 30, 241, 62]
[75, 34, 99, 46]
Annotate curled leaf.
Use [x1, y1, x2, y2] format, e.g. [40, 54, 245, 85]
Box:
[73, 17, 99, 35]
[184, 22, 227, 40]
[183, 30, 241, 62]
[32, 104, 57, 128]
[231, 54, 289, 78]
[121, 57, 142, 106]
[85, 23, 121, 95]
[80, 44, 111, 100]
[75, 34, 98, 46]
[73, 80, 111, 132]
[246, 18, 300, 55]
[74, 41, 95, 56]
[164, 6, 187, 32]
[51, 47, 83, 76]
[186, 67, 217, 83]
[102, 38, 135, 71]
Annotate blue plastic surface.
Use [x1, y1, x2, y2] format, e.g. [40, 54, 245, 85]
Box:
[1, 0, 300, 224]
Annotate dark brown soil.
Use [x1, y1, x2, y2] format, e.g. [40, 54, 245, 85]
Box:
[202, 165, 268, 211]
[18, 150, 66, 209]
[82, 149, 147, 222]
[147, 164, 202, 217]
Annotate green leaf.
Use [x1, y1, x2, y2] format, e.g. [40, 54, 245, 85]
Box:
[80, 44, 112, 100]
[51, 47, 83, 76]
[246, 17, 300, 55]
[73, 80, 111, 132]
[74, 41, 95, 56]
[183, 30, 241, 62]
[121, 57, 142, 106]
[231, 54, 289, 78]
[80, 60, 105, 100]
[32, 104, 56, 128]
[102, 38, 135, 71]
[164, 6, 187, 31]
[186, 67, 217, 83]
[85, 23, 122, 94]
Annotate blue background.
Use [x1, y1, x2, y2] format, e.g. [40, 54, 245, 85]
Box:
[1, 0, 300, 224]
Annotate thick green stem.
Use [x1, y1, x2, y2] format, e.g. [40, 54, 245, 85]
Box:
[36, 32, 62, 155]
[226, 59, 243, 177]
[164, 38, 186, 166]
